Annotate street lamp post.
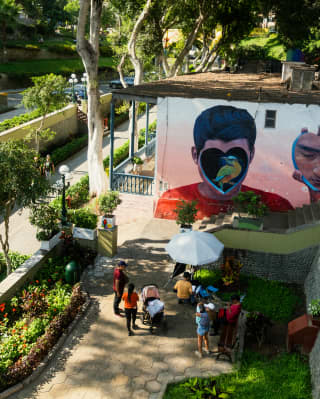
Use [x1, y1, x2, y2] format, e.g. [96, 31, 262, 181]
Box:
[59, 165, 70, 226]
[81, 72, 88, 100]
[68, 73, 78, 103]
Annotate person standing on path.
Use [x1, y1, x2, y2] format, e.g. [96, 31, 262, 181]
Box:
[195, 303, 210, 358]
[43, 154, 55, 179]
[113, 260, 129, 317]
[174, 272, 194, 304]
[122, 283, 139, 336]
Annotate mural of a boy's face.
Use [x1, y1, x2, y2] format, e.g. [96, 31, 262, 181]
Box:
[192, 138, 254, 199]
[293, 132, 320, 191]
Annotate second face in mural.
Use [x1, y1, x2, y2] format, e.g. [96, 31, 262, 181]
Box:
[292, 128, 320, 203]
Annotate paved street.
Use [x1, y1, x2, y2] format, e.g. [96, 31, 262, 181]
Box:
[13, 217, 232, 399]
[0, 107, 157, 254]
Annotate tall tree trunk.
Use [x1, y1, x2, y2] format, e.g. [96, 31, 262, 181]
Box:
[127, 0, 153, 153]
[161, 10, 205, 78]
[117, 54, 128, 88]
[0, 201, 13, 275]
[77, 0, 107, 196]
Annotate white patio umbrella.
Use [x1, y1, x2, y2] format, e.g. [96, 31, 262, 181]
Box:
[165, 230, 224, 266]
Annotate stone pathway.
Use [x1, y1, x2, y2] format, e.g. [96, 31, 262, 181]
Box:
[12, 218, 232, 399]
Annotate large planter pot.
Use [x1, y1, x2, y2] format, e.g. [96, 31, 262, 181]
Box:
[40, 232, 61, 251]
[232, 216, 263, 231]
[101, 215, 116, 230]
[73, 227, 97, 240]
[312, 317, 320, 327]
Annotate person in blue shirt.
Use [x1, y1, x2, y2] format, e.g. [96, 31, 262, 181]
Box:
[195, 303, 210, 358]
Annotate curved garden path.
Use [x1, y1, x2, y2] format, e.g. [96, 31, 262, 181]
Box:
[13, 217, 232, 399]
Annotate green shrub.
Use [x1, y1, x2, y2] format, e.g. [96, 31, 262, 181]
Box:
[68, 208, 97, 229]
[46, 43, 76, 55]
[98, 191, 121, 215]
[99, 44, 114, 57]
[193, 269, 222, 287]
[0, 109, 42, 133]
[25, 44, 40, 51]
[51, 175, 90, 210]
[50, 134, 88, 165]
[0, 252, 30, 282]
[242, 277, 300, 322]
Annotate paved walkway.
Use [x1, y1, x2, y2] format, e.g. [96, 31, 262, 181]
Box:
[13, 217, 232, 399]
[0, 108, 157, 254]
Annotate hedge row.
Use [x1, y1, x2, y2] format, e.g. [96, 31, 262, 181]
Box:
[0, 109, 42, 133]
[50, 134, 88, 166]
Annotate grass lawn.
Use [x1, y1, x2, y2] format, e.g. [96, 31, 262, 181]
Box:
[0, 57, 115, 77]
[163, 351, 312, 399]
[239, 34, 286, 61]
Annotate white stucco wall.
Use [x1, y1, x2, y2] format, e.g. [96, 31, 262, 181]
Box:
[155, 96, 320, 208]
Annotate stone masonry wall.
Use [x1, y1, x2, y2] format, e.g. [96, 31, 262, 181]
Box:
[206, 246, 318, 284]
[305, 248, 320, 399]
[240, 246, 318, 284]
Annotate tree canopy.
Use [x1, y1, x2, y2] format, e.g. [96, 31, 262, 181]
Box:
[0, 140, 51, 275]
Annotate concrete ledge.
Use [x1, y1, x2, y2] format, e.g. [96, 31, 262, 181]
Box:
[0, 243, 62, 303]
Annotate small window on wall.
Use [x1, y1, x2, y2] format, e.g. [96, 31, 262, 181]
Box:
[265, 110, 276, 128]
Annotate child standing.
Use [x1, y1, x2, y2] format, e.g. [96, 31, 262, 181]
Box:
[195, 303, 210, 358]
[122, 283, 139, 336]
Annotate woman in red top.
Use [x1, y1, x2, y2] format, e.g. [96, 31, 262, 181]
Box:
[122, 283, 139, 336]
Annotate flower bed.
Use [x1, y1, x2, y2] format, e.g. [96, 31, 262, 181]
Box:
[0, 248, 94, 392]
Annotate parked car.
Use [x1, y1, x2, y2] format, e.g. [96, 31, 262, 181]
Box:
[64, 84, 103, 101]
[109, 77, 134, 89]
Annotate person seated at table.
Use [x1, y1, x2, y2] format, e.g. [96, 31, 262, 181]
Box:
[173, 272, 195, 304]
[217, 294, 242, 352]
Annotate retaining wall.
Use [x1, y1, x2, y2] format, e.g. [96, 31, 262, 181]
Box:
[0, 104, 78, 152]
[0, 93, 112, 152]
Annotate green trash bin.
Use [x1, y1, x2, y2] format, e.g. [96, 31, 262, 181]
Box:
[65, 260, 80, 284]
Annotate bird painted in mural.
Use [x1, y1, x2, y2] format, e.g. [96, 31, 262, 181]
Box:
[213, 155, 242, 189]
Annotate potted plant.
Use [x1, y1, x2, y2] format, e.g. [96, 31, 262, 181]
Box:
[174, 200, 198, 232]
[132, 156, 144, 174]
[29, 203, 60, 250]
[308, 299, 320, 327]
[98, 191, 122, 230]
[69, 208, 98, 242]
[232, 191, 268, 231]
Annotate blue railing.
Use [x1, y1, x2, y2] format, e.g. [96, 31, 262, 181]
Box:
[113, 173, 154, 195]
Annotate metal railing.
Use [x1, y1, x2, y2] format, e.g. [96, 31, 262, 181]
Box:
[112, 173, 154, 195]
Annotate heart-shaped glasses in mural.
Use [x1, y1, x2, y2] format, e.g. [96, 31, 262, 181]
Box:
[292, 131, 320, 192]
[199, 148, 248, 194]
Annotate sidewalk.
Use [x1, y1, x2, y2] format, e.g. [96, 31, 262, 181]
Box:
[13, 217, 232, 399]
[0, 108, 157, 255]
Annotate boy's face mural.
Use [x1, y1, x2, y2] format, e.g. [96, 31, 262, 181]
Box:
[293, 132, 320, 191]
[192, 138, 254, 199]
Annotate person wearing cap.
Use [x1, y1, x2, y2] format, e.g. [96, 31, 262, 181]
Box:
[113, 260, 129, 316]
[173, 271, 194, 304]
[155, 105, 293, 220]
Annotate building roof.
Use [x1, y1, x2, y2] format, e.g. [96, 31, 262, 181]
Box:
[111, 72, 320, 105]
